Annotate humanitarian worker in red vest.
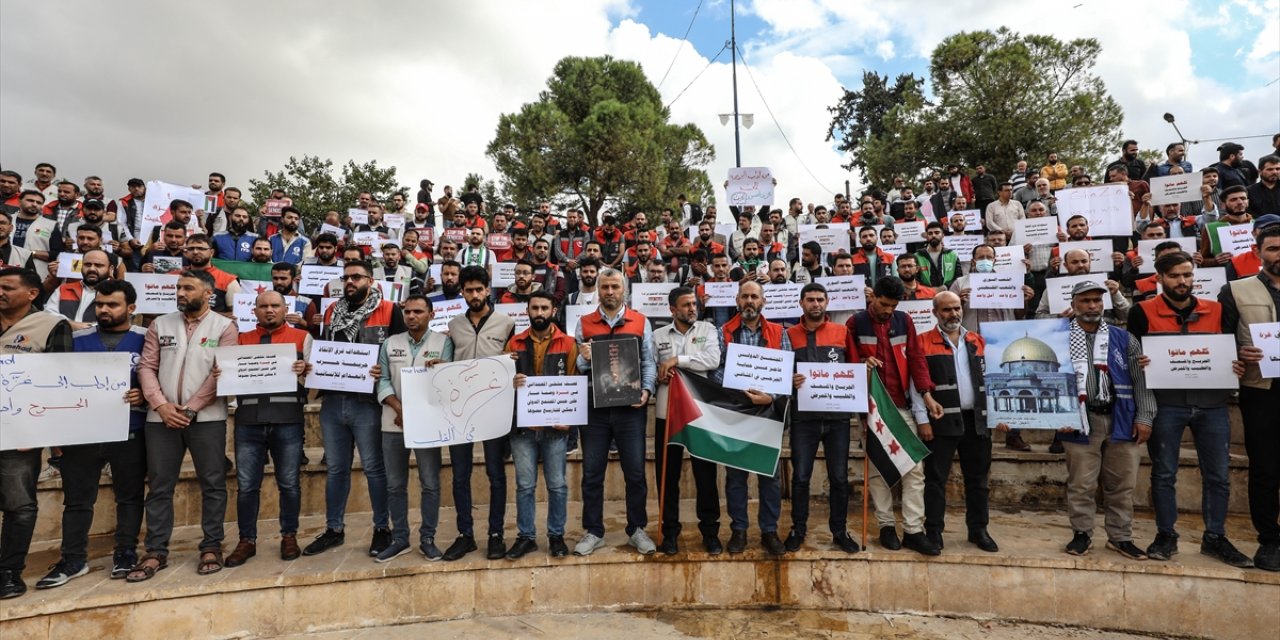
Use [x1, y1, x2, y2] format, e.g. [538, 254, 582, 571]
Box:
[720, 280, 791, 555]
[784, 282, 862, 555]
[182, 234, 243, 316]
[304, 259, 406, 559]
[1127, 251, 1253, 567]
[573, 267, 658, 556]
[911, 291, 999, 554]
[849, 275, 944, 556]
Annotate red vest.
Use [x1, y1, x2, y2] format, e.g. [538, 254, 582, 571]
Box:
[579, 307, 647, 342]
[722, 315, 784, 350]
[1138, 296, 1224, 335]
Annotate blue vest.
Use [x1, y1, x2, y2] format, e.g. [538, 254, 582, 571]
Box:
[73, 327, 147, 432]
[271, 234, 308, 265]
[213, 231, 258, 262]
[1062, 326, 1137, 444]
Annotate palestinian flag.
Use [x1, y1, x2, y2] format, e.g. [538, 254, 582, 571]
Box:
[864, 369, 929, 486]
[665, 370, 784, 476]
[212, 258, 275, 282]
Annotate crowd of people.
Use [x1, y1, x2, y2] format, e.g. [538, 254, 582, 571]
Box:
[1, 133, 1278, 600]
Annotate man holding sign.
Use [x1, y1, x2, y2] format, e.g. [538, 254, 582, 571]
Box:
[506, 291, 579, 560]
[652, 286, 724, 556]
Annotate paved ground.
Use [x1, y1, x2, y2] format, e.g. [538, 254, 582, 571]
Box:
[273, 610, 1160, 639]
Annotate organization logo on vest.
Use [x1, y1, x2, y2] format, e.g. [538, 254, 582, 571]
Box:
[6, 334, 34, 352]
[827, 347, 839, 362]
[158, 336, 177, 348]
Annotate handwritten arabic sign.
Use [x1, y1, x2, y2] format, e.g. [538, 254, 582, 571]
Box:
[493, 303, 531, 333]
[517, 375, 588, 427]
[0, 352, 132, 450]
[233, 293, 298, 332]
[704, 281, 738, 308]
[123, 273, 179, 315]
[140, 180, 205, 241]
[943, 233, 983, 259]
[214, 343, 297, 396]
[304, 340, 378, 393]
[798, 224, 851, 257]
[1143, 334, 1238, 389]
[726, 166, 774, 207]
[1250, 322, 1280, 378]
[428, 297, 467, 334]
[1056, 183, 1132, 237]
[895, 220, 926, 244]
[347, 209, 368, 225]
[723, 343, 794, 396]
[402, 356, 516, 448]
[1149, 174, 1200, 206]
[796, 362, 867, 413]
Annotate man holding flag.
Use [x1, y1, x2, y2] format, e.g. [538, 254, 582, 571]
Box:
[652, 286, 724, 555]
[718, 281, 790, 555]
[784, 282, 862, 554]
[850, 276, 943, 556]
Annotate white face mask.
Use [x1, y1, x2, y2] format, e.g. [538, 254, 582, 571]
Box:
[974, 259, 995, 273]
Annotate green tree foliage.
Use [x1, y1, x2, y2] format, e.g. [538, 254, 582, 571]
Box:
[825, 71, 925, 176]
[487, 55, 715, 226]
[828, 28, 1124, 188]
[248, 155, 404, 227]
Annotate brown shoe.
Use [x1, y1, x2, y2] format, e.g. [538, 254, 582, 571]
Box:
[281, 534, 301, 561]
[225, 539, 256, 567]
[1005, 432, 1032, 452]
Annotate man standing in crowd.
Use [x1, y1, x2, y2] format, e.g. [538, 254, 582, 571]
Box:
[270, 207, 311, 266]
[985, 182, 1025, 239]
[914, 222, 960, 289]
[1220, 224, 1280, 571]
[1127, 251, 1252, 567]
[653, 286, 724, 555]
[213, 207, 257, 262]
[130, 269, 238, 581]
[912, 291, 998, 553]
[506, 291, 577, 559]
[0, 267, 73, 598]
[1060, 281, 1156, 560]
[784, 282, 861, 554]
[574, 267, 657, 556]
[304, 260, 405, 558]
[443, 266, 515, 561]
[0, 210, 37, 270]
[222, 291, 313, 568]
[377, 294, 452, 562]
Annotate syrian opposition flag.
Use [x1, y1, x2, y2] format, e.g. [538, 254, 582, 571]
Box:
[665, 370, 785, 476]
[865, 369, 930, 486]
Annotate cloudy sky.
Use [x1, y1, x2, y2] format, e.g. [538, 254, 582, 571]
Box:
[1, 0, 1276, 209]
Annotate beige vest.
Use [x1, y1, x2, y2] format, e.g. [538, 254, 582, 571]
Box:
[1229, 276, 1277, 390]
[0, 309, 65, 354]
[147, 311, 234, 422]
[18, 216, 58, 278]
[378, 330, 449, 433]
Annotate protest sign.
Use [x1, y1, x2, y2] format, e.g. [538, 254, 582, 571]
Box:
[140, 180, 206, 240]
[234, 293, 297, 331]
[591, 337, 643, 408]
[704, 281, 738, 307]
[56, 253, 84, 280]
[723, 343, 794, 396]
[993, 246, 1026, 274]
[1149, 174, 1200, 206]
[1057, 240, 1112, 274]
[517, 375, 589, 427]
[880, 242, 907, 258]
[1045, 274, 1114, 314]
[762, 282, 802, 318]
[1014, 217, 1059, 245]
[895, 220, 926, 244]
[631, 282, 677, 318]
[319, 223, 347, 239]
[816, 275, 867, 312]
[493, 303, 531, 333]
[347, 209, 368, 225]
[402, 356, 517, 447]
[796, 362, 867, 413]
[352, 231, 381, 247]
[299, 265, 343, 295]
[304, 340, 378, 393]
[1136, 237, 1197, 274]
[563, 304, 593, 335]
[0, 352, 132, 450]
[798, 224, 851, 258]
[1216, 224, 1254, 257]
[1250, 323, 1280, 378]
[1056, 183, 1132, 237]
[428, 297, 467, 333]
[726, 166, 774, 207]
[897, 300, 938, 333]
[954, 209, 982, 232]
[262, 198, 288, 218]
[485, 232, 511, 251]
[968, 273, 1024, 309]
[1144, 335, 1239, 389]
[492, 261, 517, 288]
[383, 213, 405, 230]
[944, 234, 984, 259]
[982, 319, 1084, 431]
[123, 273, 179, 314]
[214, 343, 297, 396]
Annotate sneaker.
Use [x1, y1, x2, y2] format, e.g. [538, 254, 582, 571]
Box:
[38, 465, 60, 484]
[486, 533, 507, 560]
[0, 570, 26, 599]
[420, 538, 443, 561]
[101, 463, 112, 479]
[442, 534, 477, 562]
[783, 530, 805, 552]
[369, 528, 392, 557]
[1200, 533, 1253, 568]
[302, 529, 345, 556]
[506, 537, 538, 560]
[574, 533, 606, 556]
[1065, 531, 1092, 556]
[628, 529, 657, 555]
[1106, 539, 1147, 560]
[35, 560, 88, 590]
[1146, 532, 1179, 561]
[1254, 543, 1280, 572]
[548, 535, 569, 558]
[111, 549, 137, 580]
[374, 540, 411, 563]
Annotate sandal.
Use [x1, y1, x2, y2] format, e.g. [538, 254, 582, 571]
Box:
[125, 553, 168, 583]
[197, 549, 223, 575]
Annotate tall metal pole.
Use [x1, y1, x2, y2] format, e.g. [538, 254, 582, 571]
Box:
[730, 0, 742, 168]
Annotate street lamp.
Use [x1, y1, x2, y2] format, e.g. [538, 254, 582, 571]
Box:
[1163, 112, 1194, 145]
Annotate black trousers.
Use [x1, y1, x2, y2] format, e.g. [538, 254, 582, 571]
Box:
[654, 418, 720, 539]
[1241, 384, 1280, 545]
[922, 411, 991, 533]
[57, 431, 147, 563]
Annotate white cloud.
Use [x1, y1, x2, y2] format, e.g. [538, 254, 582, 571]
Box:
[875, 40, 896, 61]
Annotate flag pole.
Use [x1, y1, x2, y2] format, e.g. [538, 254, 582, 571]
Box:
[861, 426, 869, 550]
[657, 373, 673, 546]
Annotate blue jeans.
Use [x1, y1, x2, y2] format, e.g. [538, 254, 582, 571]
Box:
[235, 423, 303, 540]
[381, 433, 442, 545]
[319, 394, 387, 531]
[1147, 405, 1231, 536]
[581, 406, 648, 537]
[511, 429, 569, 538]
[789, 418, 851, 536]
[447, 436, 509, 537]
[725, 466, 782, 533]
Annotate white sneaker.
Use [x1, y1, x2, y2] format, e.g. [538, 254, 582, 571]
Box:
[628, 529, 657, 555]
[38, 465, 60, 483]
[573, 533, 605, 556]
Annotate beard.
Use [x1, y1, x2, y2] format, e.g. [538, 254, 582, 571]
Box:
[283, 222, 298, 232]
[928, 238, 942, 248]
[274, 284, 293, 296]
[82, 272, 103, 287]
[939, 319, 962, 333]
[739, 306, 760, 322]
[466, 297, 487, 312]
[188, 255, 209, 268]
[900, 272, 916, 283]
[442, 282, 460, 297]
[1164, 286, 1191, 302]
[230, 221, 249, 234]
[529, 315, 552, 331]
[580, 275, 596, 287]
[1264, 260, 1280, 277]
[176, 297, 207, 314]
[343, 285, 369, 304]
[1079, 312, 1103, 323]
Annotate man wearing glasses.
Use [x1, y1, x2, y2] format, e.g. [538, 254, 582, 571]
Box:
[181, 234, 242, 316]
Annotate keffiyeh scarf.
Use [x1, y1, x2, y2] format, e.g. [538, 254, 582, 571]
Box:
[328, 286, 383, 342]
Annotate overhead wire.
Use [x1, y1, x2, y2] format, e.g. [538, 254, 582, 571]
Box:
[656, 0, 705, 90]
[665, 43, 727, 110]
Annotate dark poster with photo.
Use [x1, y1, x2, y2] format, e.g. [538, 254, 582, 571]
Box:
[591, 337, 642, 408]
